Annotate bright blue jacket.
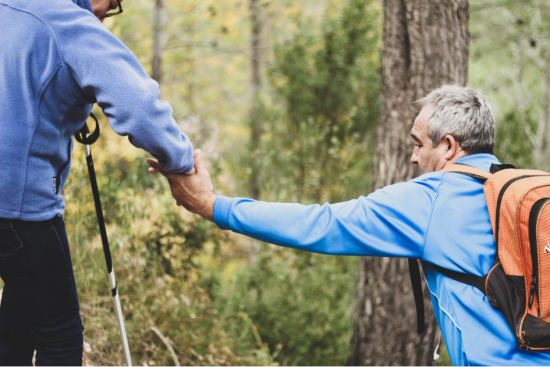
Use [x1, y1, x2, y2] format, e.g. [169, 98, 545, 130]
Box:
[0, 0, 194, 221]
[213, 154, 550, 366]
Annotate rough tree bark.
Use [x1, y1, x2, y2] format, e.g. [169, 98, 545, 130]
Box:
[248, 0, 263, 199]
[151, 0, 166, 85]
[347, 1, 469, 365]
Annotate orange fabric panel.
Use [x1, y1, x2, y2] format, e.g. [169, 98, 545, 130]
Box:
[484, 171, 549, 276]
[483, 169, 545, 229]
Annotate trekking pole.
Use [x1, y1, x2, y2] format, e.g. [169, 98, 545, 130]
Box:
[75, 113, 133, 366]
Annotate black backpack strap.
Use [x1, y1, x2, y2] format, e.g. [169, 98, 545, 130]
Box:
[408, 260, 489, 336]
[431, 264, 487, 295]
[408, 258, 425, 334]
[489, 163, 516, 173]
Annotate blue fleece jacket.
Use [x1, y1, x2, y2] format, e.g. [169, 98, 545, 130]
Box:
[0, 0, 194, 221]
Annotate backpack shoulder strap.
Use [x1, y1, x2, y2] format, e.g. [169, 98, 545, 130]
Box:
[408, 258, 425, 335]
[408, 260, 488, 336]
[430, 264, 488, 295]
[441, 163, 492, 182]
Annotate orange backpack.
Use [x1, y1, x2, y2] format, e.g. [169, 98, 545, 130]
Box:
[425, 163, 550, 350]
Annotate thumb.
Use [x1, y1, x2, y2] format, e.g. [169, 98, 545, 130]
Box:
[147, 158, 171, 178]
[193, 149, 208, 175]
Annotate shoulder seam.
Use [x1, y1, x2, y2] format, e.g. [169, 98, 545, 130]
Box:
[420, 174, 444, 260]
[1, 3, 66, 66]
[1, 2, 65, 100]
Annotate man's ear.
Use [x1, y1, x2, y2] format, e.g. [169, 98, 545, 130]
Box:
[444, 135, 458, 160]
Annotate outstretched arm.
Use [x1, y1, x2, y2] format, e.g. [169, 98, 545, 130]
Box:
[148, 151, 438, 258]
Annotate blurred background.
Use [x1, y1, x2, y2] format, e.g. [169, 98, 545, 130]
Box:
[8, 0, 549, 365]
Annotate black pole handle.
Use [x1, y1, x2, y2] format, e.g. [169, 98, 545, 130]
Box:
[75, 112, 100, 145]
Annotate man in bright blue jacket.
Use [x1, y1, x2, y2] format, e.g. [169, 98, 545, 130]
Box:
[148, 85, 550, 365]
[0, 0, 195, 364]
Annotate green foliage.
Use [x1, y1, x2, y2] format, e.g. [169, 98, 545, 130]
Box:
[494, 110, 537, 168]
[216, 246, 358, 366]
[262, 0, 381, 203]
[469, 0, 550, 169]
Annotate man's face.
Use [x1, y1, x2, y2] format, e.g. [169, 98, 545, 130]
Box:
[410, 104, 450, 174]
[90, 0, 121, 22]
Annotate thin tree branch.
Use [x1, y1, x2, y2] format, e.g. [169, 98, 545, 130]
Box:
[151, 326, 180, 366]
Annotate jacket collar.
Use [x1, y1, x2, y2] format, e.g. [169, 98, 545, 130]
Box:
[454, 153, 501, 172]
[72, 0, 93, 13]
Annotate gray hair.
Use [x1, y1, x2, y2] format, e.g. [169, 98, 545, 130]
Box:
[416, 85, 495, 154]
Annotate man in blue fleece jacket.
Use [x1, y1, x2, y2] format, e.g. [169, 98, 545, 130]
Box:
[148, 85, 550, 365]
[0, 0, 195, 364]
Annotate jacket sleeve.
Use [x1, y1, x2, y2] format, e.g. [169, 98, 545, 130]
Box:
[52, 8, 194, 173]
[213, 178, 441, 258]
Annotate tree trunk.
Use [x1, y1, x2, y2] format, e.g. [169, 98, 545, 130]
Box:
[248, 0, 263, 199]
[348, 0, 469, 365]
[151, 0, 166, 85]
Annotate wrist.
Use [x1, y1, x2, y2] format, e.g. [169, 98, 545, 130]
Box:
[199, 192, 218, 222]
[184, 167, 196, 176]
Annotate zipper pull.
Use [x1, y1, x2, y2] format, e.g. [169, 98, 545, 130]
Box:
[528, 277, 537, 309]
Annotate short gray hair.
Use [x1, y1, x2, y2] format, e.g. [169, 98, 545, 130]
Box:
[416, 85, 495, 154]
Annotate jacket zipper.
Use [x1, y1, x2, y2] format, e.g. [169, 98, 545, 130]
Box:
[55, 139, 74, 195]
[528, 198, 550, 315]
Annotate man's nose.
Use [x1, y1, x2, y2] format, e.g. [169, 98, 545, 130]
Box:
[410, 150, 419, 165]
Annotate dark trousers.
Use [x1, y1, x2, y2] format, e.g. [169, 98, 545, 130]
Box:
[0, 215, 84, 366]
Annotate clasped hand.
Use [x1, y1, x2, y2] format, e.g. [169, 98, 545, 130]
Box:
[147, 149, 217, 222]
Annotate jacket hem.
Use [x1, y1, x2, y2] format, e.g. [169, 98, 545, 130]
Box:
[0, 208, 64, 221]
